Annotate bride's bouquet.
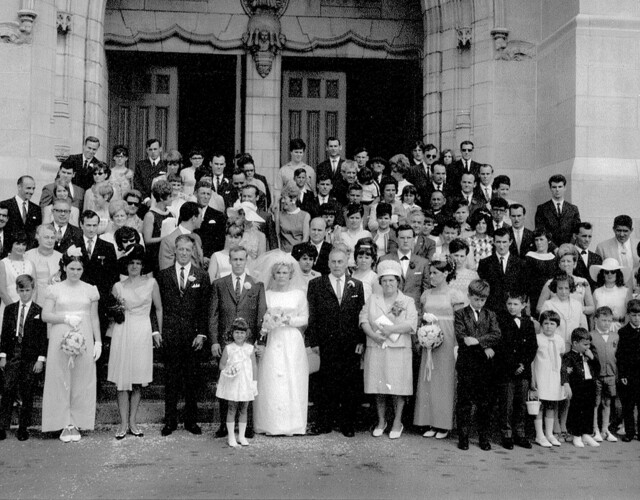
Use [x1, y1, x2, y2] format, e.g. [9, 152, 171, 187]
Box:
[60, 315, 86, 368]
[260, 308, 290, 339]
[416, 313, 444, 381]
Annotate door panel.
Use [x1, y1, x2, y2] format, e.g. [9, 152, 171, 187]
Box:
[281, 71, 346, 169]
[109, 66, 178, 163]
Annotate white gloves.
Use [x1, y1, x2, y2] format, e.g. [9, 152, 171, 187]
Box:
[64, 315, 82, 329]
[251, 380, 258, 397]
[93, 342, 102, 361]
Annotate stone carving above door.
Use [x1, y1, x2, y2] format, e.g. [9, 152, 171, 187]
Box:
[242, 0, 288, 78]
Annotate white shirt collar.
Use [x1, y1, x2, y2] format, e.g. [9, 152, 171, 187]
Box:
[15, 195, 27, 205]
[175, 261, 192, 275]
[178, 225, 191, 235]
[398, 250, 412, 260]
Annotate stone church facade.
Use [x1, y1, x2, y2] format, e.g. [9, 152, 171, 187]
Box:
[1, 0, 639, 241]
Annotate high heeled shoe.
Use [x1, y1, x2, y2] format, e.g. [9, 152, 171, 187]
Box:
[115, 429, 127, 440]
[372, 422, 387, 437]
[128, 428, 144, 437]
[389, 425, 403, 440]
[435, 430, 449, 440]
[423, 428, 436, 438]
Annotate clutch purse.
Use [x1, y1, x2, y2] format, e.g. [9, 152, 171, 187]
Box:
[306, 347, 320, 375]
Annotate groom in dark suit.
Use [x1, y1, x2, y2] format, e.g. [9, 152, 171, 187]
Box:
[307, 244, 365, 437]
[157, 235, 211, 436]
[209, 245, 267, 437]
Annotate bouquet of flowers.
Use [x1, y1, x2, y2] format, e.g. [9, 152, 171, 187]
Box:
[106, 294, 126, 324]
[416, 313, 444, 381]
[221, 363, 240, 378]
[60, 327, 86, 369]
[260, 308, 290, 339]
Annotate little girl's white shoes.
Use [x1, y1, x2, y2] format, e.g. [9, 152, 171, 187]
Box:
[535, 436, 552, 448]
[602, 430, 618, 442]
[582, 434, 600, 447]
[546, 434, 561, 446]
[572, 436, 585, 448]
[593, 431, 603, 442]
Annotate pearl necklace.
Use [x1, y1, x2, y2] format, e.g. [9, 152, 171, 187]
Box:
[7, 258, 26, 276]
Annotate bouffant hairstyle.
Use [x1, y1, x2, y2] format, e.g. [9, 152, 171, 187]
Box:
[152, 179, 172, 202]
[118, 244, 146, 270]
[431, 255, 456, 283]
[292, 242, 318, 261]
[548, 271, 576, 293]
[449, 238, 470, 255]
[345, 203, 364, 218]
[469, 209, 494, 236]
[59, 248, 89, 279]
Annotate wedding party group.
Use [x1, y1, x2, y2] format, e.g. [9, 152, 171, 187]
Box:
[0, 135, 638, 455]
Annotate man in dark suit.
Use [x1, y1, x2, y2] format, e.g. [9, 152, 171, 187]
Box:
[572, 222, 602, 291]
[407, 143, 438, 194]
[293, 217, 332, 275]
[0, 176, 42, 249]
[158, 202, 205, 271]
[157, 235, 211, 436]
[210, 152, 231, 195]
[455, 279, 502, 451]
[39, 163, 85, 210]
[209, 245, 267, 438]
[315, 137, 345, 185]
[450, 172, 485, 217]
[475, 164, 495, 207]
[50, 198, 83, 254]
[133, 138, 165, 203]
[0, 206, 10, 259]
[379, 225, 430, 312]
[477, 228, 527, 315]
[307, 244, 365, 437]
[508, 204, 535, 258]
[429, 190, 450, 237]
[222, 169, 246, 209]
[447, 140, 481, 191]
[408, 209, 436, 261]
[534, 174, 581, 246]
[193, 181, 226, 258]
[0, 275, 47, 441]
[616, 299, 640, 442]
[59, 136, 101, 190]
[423, 163, 449, 201]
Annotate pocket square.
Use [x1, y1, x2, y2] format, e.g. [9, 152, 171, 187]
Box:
[413, 272, 422, 275]
[351, 295, 358, 298]
[34, 314, 40, 319]
[191, 284, 201, 288]
[208, 220, 216, 224]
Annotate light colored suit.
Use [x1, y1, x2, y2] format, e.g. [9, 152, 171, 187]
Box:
[158, 227, 204, 271]
[595, 236, 639, 286]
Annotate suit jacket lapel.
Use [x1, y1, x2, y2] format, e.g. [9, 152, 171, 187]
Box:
[323, 276, 340, 305]
[237, 276, 253, 304]
[226, 275, 238, 303]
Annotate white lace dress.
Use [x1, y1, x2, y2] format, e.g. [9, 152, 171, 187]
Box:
[254, 289, 309, 435]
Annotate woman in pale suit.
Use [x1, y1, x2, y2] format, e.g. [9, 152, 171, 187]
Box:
[360, 260, 417, 439]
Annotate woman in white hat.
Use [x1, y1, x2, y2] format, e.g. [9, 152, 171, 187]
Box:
[360, 259, 417, 439]
[590, 257, 632, 329]
[227, 201, 266, 260]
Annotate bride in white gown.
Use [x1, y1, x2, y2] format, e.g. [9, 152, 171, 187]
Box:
[252, 250, 309, 435]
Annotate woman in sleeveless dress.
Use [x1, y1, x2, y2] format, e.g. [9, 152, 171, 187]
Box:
[142, 180, 174, 276]
[253, 251, 309, 435]
[108, 245, 163, 438]
[414, 256, 466, 439]
[0, 232, 36, 326]
[42, 246, 102, 442]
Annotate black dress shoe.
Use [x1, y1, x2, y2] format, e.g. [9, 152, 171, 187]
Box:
[16, 428, 29, 441]
[309, 425, 331, 436]
[184, 423, 202, 435]
[214, 426, 228, 438]
[0, 429, 6, 441]
[502, 437, 514, 450]
[161, 425, 175, 436]
[479, 440, 492, 451]
[622, 435, 634, 442]
[514, 437, 532, 449]
[458, 440, 469, 451]
[245, 428, 255, 439]
[341, 428, 355, 438]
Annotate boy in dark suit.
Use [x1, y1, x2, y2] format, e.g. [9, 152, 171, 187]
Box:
[496, 291, 538, 449]
[454, 279, 502, 451]
[293, 168, 318, 217]
[562, 327, 601, 448]
[0, 275, 47, 441]
[616, 299, 640, 442]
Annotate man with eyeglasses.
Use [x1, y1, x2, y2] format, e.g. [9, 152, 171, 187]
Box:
[448, 140, 481, 190]
[50, 198, 82, 254]
[122, 190, 144, 232]
[407, 142, 439, 195]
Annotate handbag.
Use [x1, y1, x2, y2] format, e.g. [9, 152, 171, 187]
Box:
[306, 346, 320, 374]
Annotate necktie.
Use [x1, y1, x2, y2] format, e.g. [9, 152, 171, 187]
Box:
[56, 226, 62, 242]
[22, 201, 28, 224]
[515, 230, 522, 250]
[216, 176, 221, 192]
[485, 187, 491, 200]
[86, 238, 93, 258]
[336, 277, 342, 304]
[473, 309, 479, 322]
[18, 303, 26, 343]
[331, 159, 337, 173]
[500, 256, 505, 273]
[556, 203, 562, 217]
[180, 266, 186, 292]
[83, 159, 88, 170]
[235, 276, 242, 301]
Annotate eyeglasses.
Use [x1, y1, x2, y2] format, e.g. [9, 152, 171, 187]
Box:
[167, 161, 181, 165]
[244, 169, 255, 173]
[461, 148, 473, 152]
[53, 209, 71, 214]
[426, 154, 437, 159]
[603, 270, 618, 275]
[126, 200, 140, 206]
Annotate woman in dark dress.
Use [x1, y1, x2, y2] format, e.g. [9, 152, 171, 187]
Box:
[142, 180, 174, 275]
[525, 229, 557, 311]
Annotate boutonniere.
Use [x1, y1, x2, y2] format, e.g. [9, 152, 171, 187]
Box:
[187, 275, 196, 283]
[390, 300, 406, 317]
[98, 255, 105, 265]
[347, 280, 355, 288]
[158, 171, 166, 176]
[244, 282, 252, 290]
[566, 367, 573, 374]
[409, 262, 416, 270]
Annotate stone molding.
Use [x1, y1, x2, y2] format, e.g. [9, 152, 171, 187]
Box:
[105, 24, 243, 50]
[57, 11, 72, 34]
[241, 0, 290, 18]
[0, 0, 37, 45]
[491, 28, 535, 61]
